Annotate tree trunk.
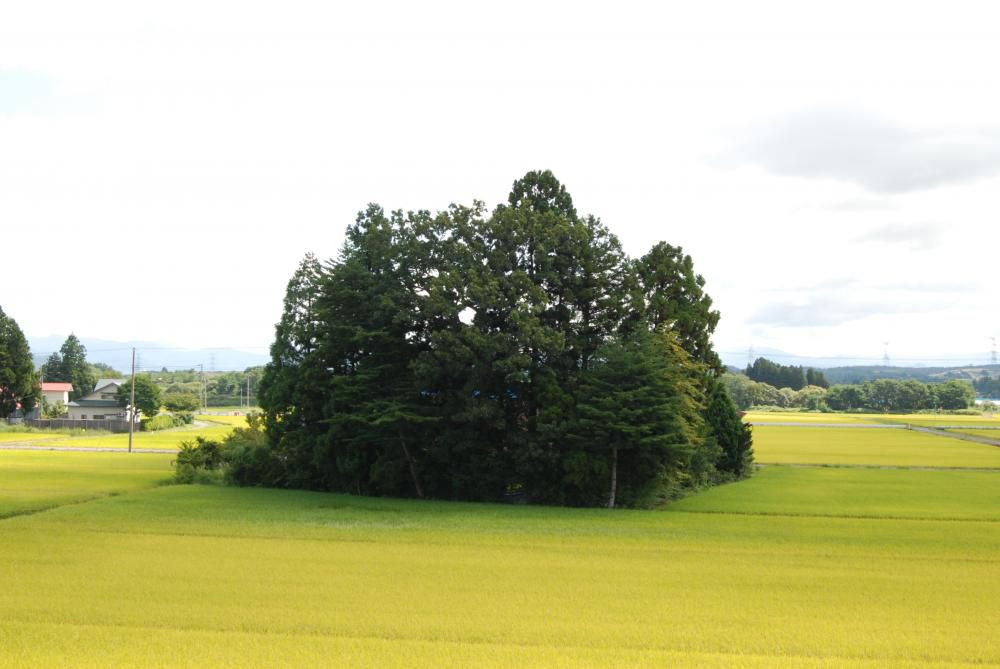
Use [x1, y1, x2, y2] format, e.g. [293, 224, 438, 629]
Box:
[607, 446, 618, 509]
[399, 430, 424, 499]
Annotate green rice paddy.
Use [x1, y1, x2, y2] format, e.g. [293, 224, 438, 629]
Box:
[744, 410, 1000, 427]
[751, 425, 1000, 467]
[0, 450, 173, 518]
[0, 415, 997, 666]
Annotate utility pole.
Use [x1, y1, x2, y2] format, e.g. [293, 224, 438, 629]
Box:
[198, 364, 206, 411]
[128, 348, 136, 453]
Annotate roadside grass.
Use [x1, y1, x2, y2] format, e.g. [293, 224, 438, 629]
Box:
[752, 425, 1000, 468]
[0, 432, 59, 443]
[942, 428, 1000, 440]
[0, 450, 174, 518]
[0, 483, 996, 667]
[0, 424, 112, 441]
[889, 413, 1000, 427]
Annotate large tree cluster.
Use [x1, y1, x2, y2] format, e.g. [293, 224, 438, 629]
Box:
[256, 172, 752, 507]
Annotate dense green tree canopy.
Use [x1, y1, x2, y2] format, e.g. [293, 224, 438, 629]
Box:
[255, 172, 751, 507]
[117, 375, 162, 419]
[162, 392, 200, 412]
[0, 306, 38, 419]
[41, 334, 97, 400]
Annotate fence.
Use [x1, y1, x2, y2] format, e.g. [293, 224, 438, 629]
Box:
[13, 418, 135, 433]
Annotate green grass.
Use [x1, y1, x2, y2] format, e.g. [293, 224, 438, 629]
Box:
[752, 425, 1000, 467]
[0, 483, 997, 667]
[0, 450, 174, 518]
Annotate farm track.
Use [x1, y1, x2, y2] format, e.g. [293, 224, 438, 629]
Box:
[908, 425, 1000, 447]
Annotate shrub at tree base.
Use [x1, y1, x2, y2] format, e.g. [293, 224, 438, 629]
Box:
[141, 412, 194, 432]
[162, 392, 201, 412]
[172, 414, 272, 485]
[248, 172, 752, 508]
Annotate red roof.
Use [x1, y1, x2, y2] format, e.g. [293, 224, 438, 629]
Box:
[41, 382, 73, 392]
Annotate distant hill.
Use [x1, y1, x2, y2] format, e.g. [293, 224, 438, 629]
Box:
[28, 335, 269, 372]
[719, 348, 1000, 390]
[822, 364, 1000, 385]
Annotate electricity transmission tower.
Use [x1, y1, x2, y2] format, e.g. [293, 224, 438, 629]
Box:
[882, 341, 890, 366]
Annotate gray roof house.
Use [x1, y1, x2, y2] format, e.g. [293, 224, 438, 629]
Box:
[66, 379, 127, 421]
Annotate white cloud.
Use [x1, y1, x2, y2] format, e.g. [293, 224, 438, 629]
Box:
[725, 107, 1000, 193]
[2, 1, 1000, 360]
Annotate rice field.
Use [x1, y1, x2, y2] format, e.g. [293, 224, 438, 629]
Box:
[0, 450, 173, 518]
[744, 410, 1000, 427]
[751, 425, 1000, 467]
[743, 411, 883, 424]
[0, 416, 997, 666]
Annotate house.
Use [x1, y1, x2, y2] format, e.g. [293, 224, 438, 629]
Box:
[66, 379, 127, 421]
[41, 382, 73, 407]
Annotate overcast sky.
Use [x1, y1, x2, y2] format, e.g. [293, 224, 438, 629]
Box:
[2, 1, 999, 366]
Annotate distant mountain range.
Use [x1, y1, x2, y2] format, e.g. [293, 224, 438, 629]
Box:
[29, 335, 269, 373]
[29, 335, 998, 381]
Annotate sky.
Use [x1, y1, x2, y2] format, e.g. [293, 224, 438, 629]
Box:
[2, 0, 999, 367]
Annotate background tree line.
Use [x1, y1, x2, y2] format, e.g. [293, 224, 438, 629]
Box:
[249, 171, 752, 508]
[744, 357, 828, 390]
[722, 372, 975, 413]
[973, 374, 1000, 399]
